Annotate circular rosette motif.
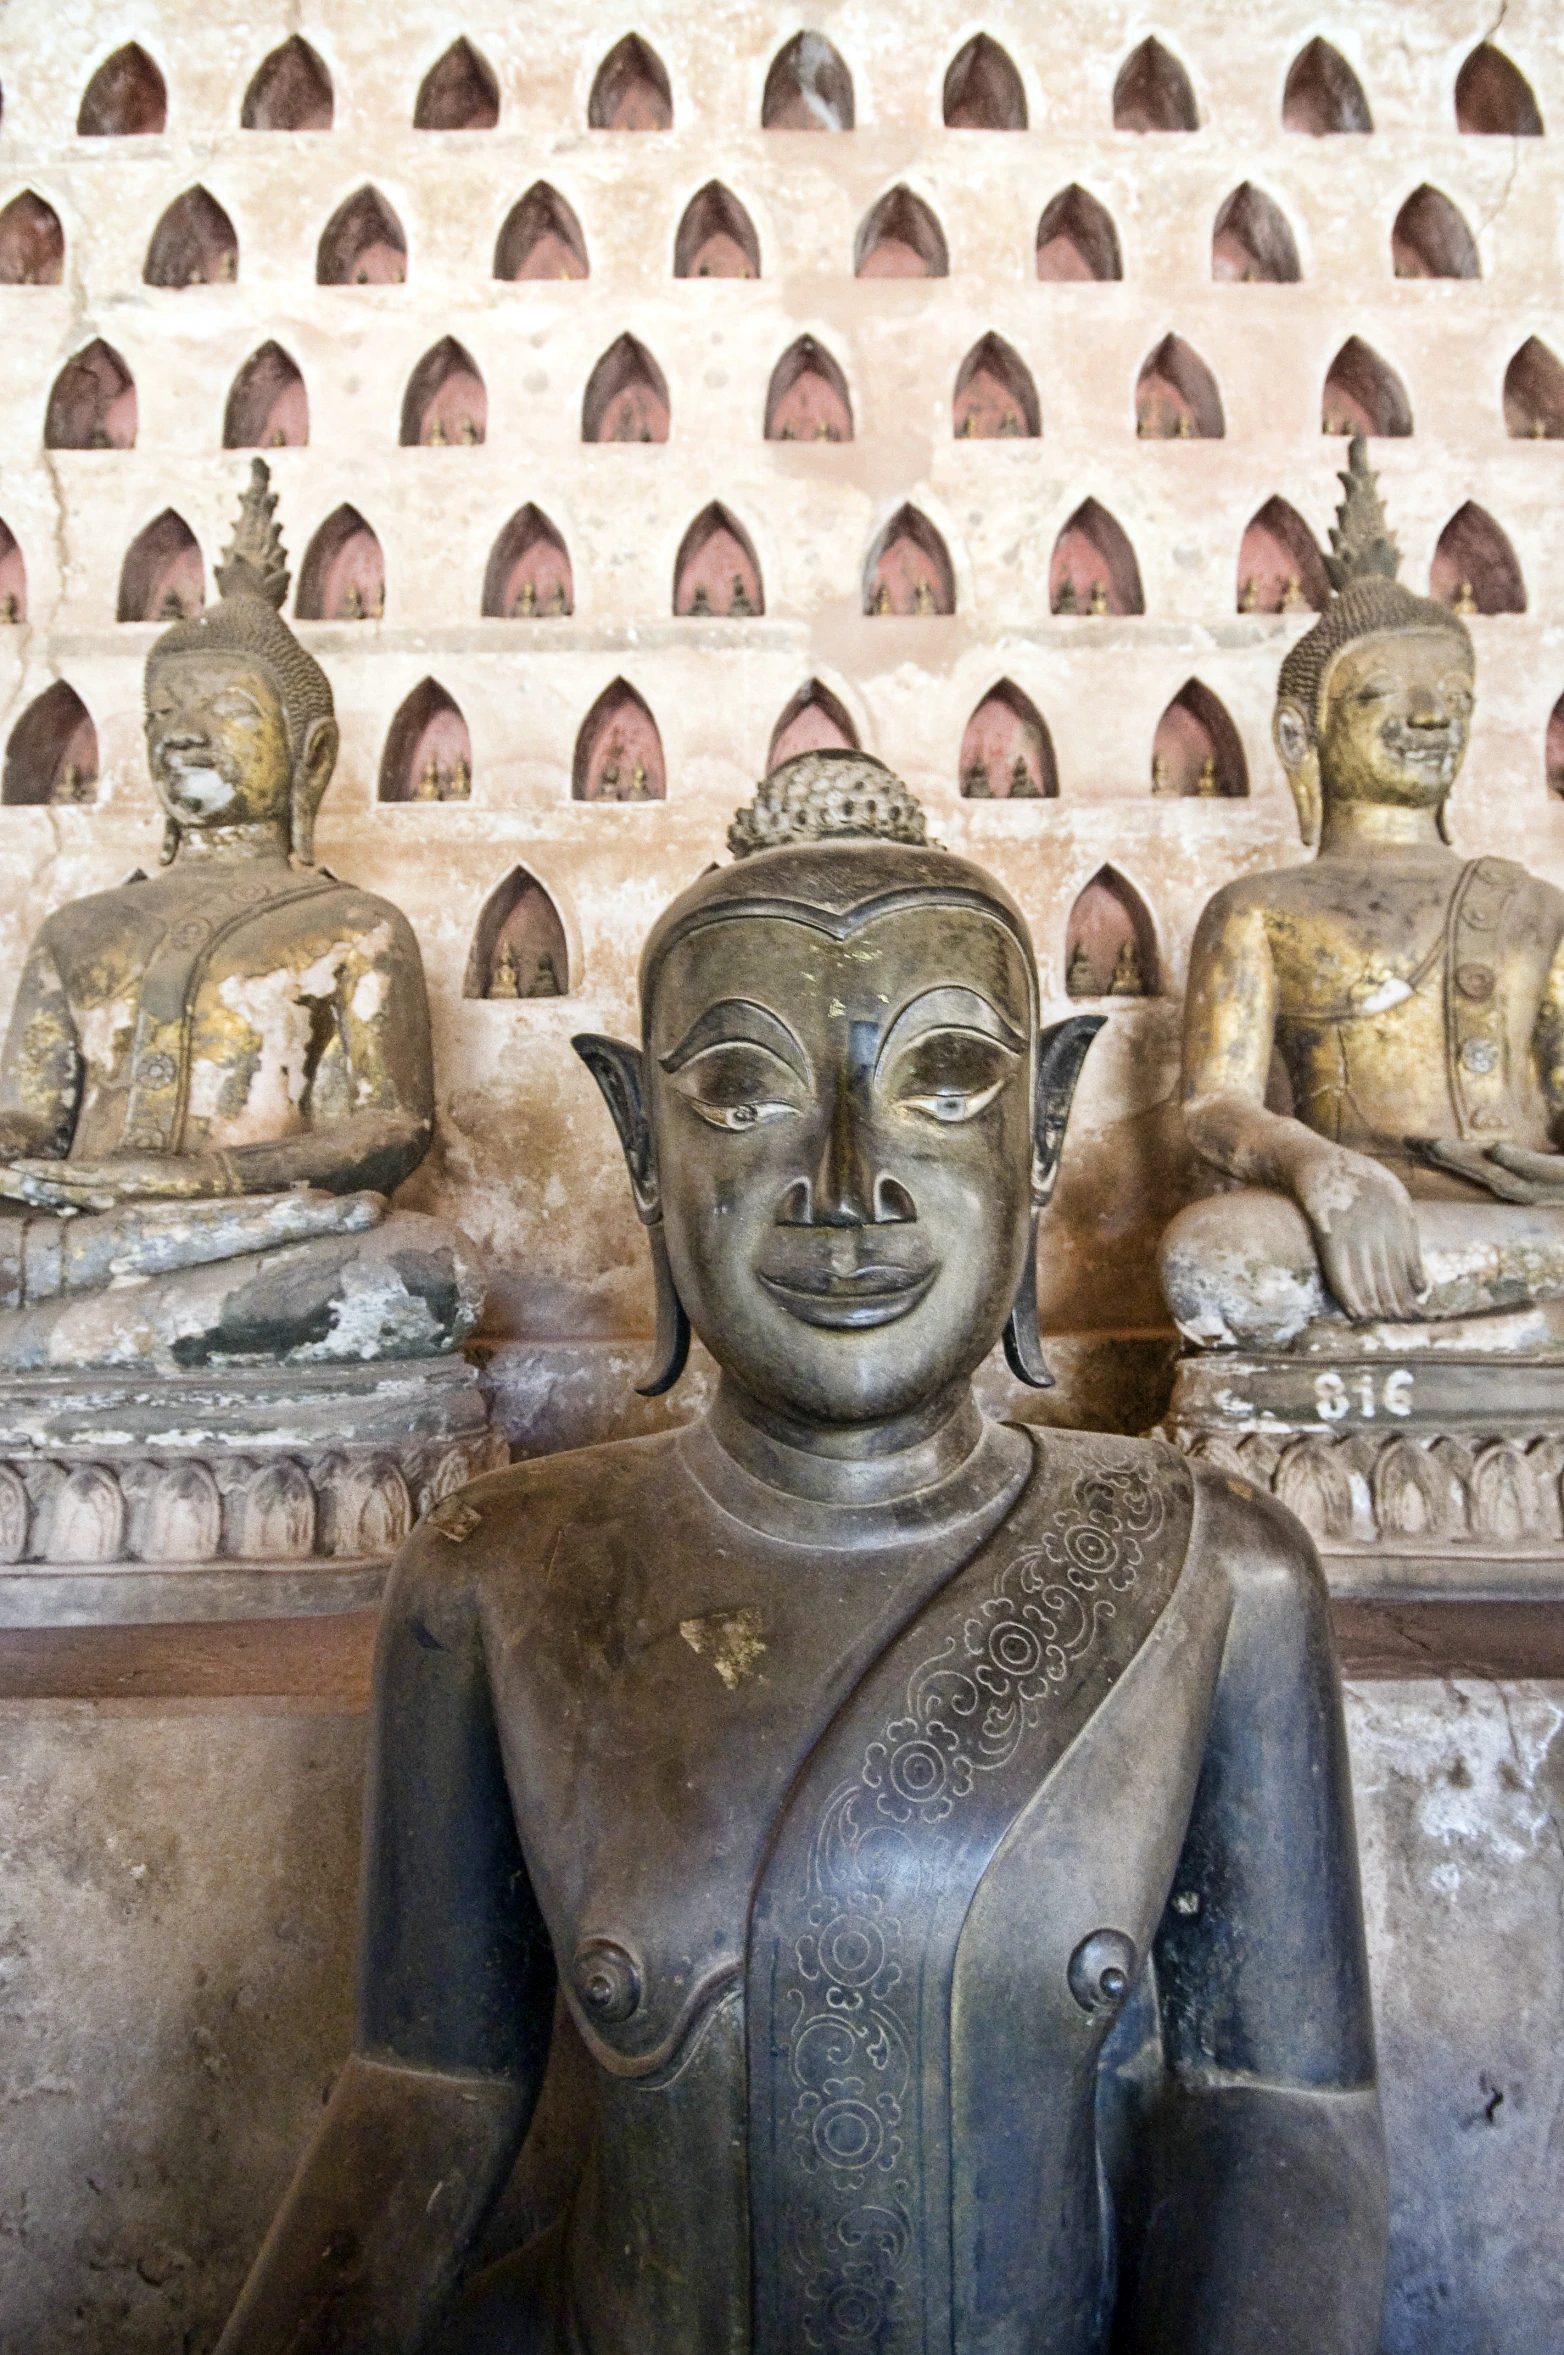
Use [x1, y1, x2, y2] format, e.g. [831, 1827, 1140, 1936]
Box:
[864, 1708, 972, 1824]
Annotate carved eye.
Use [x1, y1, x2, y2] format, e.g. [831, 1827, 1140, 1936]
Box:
[889, 1030, 1015, 1125]
[672, 1042, 802, 1132]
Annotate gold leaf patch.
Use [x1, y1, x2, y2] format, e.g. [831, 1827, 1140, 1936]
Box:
[679, 1607, 766, 1690]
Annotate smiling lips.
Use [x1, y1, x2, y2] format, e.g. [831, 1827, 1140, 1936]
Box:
[756, 1260, 939, 1330]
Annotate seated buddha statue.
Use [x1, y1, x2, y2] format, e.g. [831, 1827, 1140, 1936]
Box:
[1162, 439, 1564, 1353]
[0, 460, 482, 1372]
[219, 752, 1385, 2355]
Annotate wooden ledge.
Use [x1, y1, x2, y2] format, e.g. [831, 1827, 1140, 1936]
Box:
[0, 1598, 1560, 1704]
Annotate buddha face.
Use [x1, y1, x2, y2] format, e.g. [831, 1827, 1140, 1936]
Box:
[1311, 629, 1475, 813]
[144, 653, 294, 832]
[647, 902, 1035, 1426]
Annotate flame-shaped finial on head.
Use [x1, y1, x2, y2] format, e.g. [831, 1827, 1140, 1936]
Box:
[1322, 435, 1400, 591]
[214, 456, 290, 610]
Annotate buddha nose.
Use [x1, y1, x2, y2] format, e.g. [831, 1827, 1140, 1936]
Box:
[775, 1034, 914, 1228]
[1405, 688, 1449, 727]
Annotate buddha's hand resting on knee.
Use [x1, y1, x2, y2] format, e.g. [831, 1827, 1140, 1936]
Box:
[1290, 1140, 1426, 1322]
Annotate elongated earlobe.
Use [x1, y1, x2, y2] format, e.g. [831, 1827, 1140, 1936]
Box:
[1003, 1216, 1052, 1389]
[641, 1224, 691, 1396]
[572, 1031, 690, 1394]
[1006, 1014, 1106, 1390]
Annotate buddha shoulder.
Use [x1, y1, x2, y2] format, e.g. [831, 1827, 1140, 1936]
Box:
[384, 1432, 692, 1616]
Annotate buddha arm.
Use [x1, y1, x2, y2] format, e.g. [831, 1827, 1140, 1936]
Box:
[0, 931, 81, 1159]
[1179, 887, 1317, 1185]
[217, 1533, 555, 2355]
[1118, 1481, 1388, 2353]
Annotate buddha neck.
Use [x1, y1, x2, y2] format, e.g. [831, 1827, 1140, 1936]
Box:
[679, 1372, 1030, 1550]
[171, 817, 291, 866]
[1316, 797, 1452, 860]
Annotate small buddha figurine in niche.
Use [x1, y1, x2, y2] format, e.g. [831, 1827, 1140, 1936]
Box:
[413, 756, 441, 801]
[219, 749, 1386, 2355]
[488, 941, 522, 998]
[0, 460, 482, 1373]
[445, 755, 472, 802]
[1066, 937, 1097, 997]
[1110, 935, 1145, 995]
[962, 756, 992, 798]
[1054, 575, 1078, 615]
[514, 580, 538, 619]
[1162, 438, 1564, 1352]
[1195, 754, 1219, 797]
[1010, 753, 1040, 798]
[1089, 579, 1109, 616]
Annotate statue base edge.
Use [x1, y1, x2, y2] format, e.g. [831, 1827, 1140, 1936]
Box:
[0, 1357, 505, 1622]
[1166, 1350, 1564, 1597]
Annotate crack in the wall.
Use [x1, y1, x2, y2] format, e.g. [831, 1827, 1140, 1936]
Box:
[1474, 145, 1523, 243]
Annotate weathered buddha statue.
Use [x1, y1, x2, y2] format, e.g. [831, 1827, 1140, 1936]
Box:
[1162, 439, 1564, 1353]
[219, 752, 1386, 2355]
[0, 460, 482, 1372]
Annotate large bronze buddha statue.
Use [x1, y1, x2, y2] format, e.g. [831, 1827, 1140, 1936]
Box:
[1163, 439, 1564, 1354]
[219, 754, 1386, 2354]
[0, 460, 481, 1372]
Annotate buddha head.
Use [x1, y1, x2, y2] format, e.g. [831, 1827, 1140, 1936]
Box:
[575, 752, 1101, 1427]
[143, 460, 339, 863]
[1274, 438, 1473, 847]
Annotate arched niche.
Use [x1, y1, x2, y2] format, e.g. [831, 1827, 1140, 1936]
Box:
[78, 44, 166, 137]
[1547, 696, 1564, 798]
[484, 506, 573, 617]
[1393, 186, 1479, 280]
[588, 35, 672, 131]
[117, 510, 204, 622]
[943, 35, 1026, 129]
[768, 680, 858, 768]
[465, 870, 569, 999]
[1212, 184, 1299, 283]
[0, 521, 27, 622]
[400, 337, 486, 445]
[1323, 338, 1411, 437]
[1050, 499, 1143, 614]
[959, 683, 1056, 799]
[495, 184, 588, 281]
[673, 504, 764, 616]
[762, 33, 854, 129]
[0, 192, 63, 285]
[1136, 335, 1223, 438]
[855, 186, 948, 278]
[1036, 185, 1121, 282]
[379, 679, 473, 802]
[1504, 339, 1564, 439]
[1456, 44, 1542, 136]
[953, 334, 1039, 438]
[415, 38, 498, 130]
[765, 335, 852, 440]
[573, 680, 665, 801]
[4, 682, 97, 805]
[1112, 38, 1197, 133]
[1152, 680, 1247, 798]
[582, 334, 669, 442]
[296, 507, 384, 620]
[224, 342, 307, 448]
[1430, 505, 1525, 615]
[242, 36, 333, 131]
[865, 507, 954, 616]
[144, 186, 237, 287]
[1282, 38, 1372, 134]
[45, 339, 136, 449]
[1065, 869, 1157, 999]
[1237, 498, 1328, 614]
[317, 186, 406, 285]
[675, 184, 759, 279]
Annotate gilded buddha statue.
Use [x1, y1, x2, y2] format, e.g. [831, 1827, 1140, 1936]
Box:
[219, 753, 1386, 2355]
[1163, 440, 1564, 1354]
[0, 460, 482, 1374]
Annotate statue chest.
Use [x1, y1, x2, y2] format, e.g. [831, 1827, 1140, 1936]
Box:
[58, 875, 359, 1153]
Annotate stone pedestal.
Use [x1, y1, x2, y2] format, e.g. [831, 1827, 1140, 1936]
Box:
[1166, 1351, 1564, 1599]
[0, 1358, 505, 1627]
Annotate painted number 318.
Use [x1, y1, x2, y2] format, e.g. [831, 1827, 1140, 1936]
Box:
[1313, 1369, 1413, 1423]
